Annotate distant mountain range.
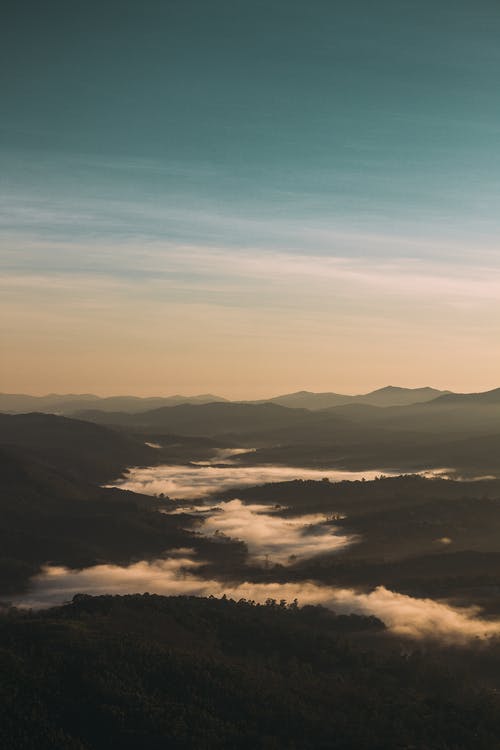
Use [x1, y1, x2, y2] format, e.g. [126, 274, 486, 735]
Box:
[0, 392, 228, 414]
[264, 386, 450, 410]
[0, 385, 452, 415]
[3, 387, 500, 456]
[429, 387, 500, 406]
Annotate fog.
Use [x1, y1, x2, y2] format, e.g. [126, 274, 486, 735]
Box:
[15, 457, 498, 644]
[109, 463, 397, 499]
[174, 499, 353, 563]
[194, 448, 257, 464]
[13, 555, 500, 643]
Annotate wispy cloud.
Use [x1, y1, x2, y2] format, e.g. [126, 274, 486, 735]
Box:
[2, 234, 499, 396]
[3, 239, 500, 308]
[2, 151, 500, 395]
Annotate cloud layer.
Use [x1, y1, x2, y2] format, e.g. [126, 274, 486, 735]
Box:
[110, 464, 393, 500]
[176, 499, 353, 563]
[13, 557, 500, 644]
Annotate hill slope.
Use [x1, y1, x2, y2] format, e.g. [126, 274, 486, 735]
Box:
[0, 446, 245, 597]
[2, 594, 500, 750]
[0, 412, 157, 482]
[75, 401, 335, 437]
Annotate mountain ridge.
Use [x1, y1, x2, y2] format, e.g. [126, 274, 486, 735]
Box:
[262, 385, 451, 410]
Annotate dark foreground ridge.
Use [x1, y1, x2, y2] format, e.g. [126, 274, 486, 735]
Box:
[3, 593, 500, 750]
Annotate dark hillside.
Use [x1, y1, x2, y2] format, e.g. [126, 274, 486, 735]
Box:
[0, 447, 245, 597]
[2, 594, 500, 750]
[0, 412, 157, 482]
[75, 401, 333, 437]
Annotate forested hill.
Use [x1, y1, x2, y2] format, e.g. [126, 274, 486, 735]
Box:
[0, 446, 245, 597]
[2, 593, 500, 750]
[0, 412, 157, 482]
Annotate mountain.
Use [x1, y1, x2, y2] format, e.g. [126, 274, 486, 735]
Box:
[0, 412, 157, 482]
[0, 388, 450, 415]
[0, 445, 173, 594]
[0, 445, 247, 597]
[0, 392, 227, 415]
[74, 401, 332, 437]
[0, 449, 179, 596]
[265, 386, 450, 410]
[265, 390, 353, 409]
[0, 392, 98, 413]
[72, 385, 500, 458]
[355, 385, 450, 406]
[428, 387, 500, 406]
[317, 387, 500, 437]
[0, 387, 457, 416]
[62, 393, 227, 413]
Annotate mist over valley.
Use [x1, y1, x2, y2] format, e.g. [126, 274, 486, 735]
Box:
[4, 1, 500, 743]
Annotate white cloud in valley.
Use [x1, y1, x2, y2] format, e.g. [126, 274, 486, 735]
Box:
[179, 499, 353, 563]
[13, 556, 500, 644]
[109, 464, 395, 500]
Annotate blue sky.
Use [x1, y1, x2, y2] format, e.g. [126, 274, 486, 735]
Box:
[2, 1, 500, 396]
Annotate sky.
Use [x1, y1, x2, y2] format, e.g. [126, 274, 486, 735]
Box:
[2, 0, 500, 398]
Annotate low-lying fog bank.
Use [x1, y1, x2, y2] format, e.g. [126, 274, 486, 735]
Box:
[11, 458, 496, 646]
[11, 554, 500, 644]
[108, 462, 407, 499]
[168, 498, 353, 563]
[108, 459, 462, 501]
